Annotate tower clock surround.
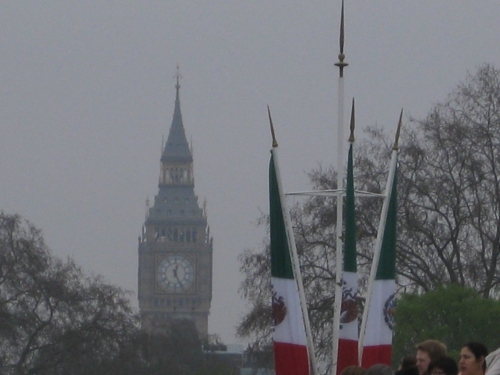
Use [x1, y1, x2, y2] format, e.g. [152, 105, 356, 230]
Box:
[156, 254, 196, 293]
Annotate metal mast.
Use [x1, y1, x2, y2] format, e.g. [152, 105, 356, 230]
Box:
[332, 1, 348, 374]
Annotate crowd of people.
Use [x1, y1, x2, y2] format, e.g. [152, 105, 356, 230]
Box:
[340, 340, 500, 375]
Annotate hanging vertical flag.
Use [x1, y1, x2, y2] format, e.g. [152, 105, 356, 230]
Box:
[360, 111, 401, 368]
[361, 169, 397, 367]
[337, 102, 359, 375]
[270, 149, 310, 375]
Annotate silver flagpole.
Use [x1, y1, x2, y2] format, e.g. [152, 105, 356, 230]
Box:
[332, 1, 348, 374]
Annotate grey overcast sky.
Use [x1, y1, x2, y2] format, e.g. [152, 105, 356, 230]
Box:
[0, 1, 499, 344]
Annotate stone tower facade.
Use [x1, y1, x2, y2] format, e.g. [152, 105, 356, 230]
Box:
[138, 77, 213, 337]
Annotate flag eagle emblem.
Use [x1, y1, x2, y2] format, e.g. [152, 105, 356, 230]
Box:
[272, 291, 287, 326]
[340, 283, 358, 324]
[383, 293, 396, 330]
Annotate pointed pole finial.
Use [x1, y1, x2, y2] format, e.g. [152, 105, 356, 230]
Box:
[340, 0, 345, 55]
[348, 98, 355, 143]
[267, 105, 278, 148]
[393, 109, 403, 150]
[174, 63, 182, 89]
[334, 0, 348, 77]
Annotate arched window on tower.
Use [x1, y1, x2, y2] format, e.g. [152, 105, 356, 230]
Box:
[169, 168, 176, 184]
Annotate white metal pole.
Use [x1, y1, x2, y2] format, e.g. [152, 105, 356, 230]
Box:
[332, 76, 344, 375]
[332, 2, 348, 374]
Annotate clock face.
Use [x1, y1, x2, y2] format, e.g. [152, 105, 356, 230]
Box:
[156, 255, 195, 293]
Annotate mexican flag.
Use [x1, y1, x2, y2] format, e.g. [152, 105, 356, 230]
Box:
[361, 164, 397, 368]
[337, 143, 359, 374]
[270, 150, 310, 375]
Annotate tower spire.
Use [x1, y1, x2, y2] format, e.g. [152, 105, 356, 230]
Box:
[175, 63, 182, 91]
[161, 65, 192, 163]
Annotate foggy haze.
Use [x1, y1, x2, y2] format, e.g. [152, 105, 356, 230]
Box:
[0, 1, 499, 344]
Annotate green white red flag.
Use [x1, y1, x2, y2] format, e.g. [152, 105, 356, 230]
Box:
[270, 149, 310, 375]
[337, 142, 359, 374]
[361, 163, 398, 368]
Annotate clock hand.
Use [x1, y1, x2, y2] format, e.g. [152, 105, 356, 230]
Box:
[172, 264, 178, 278]
[175, 274, 183, 285]
[172, 264, 183, 286]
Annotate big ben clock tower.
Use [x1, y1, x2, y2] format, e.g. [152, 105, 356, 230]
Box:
[138, 74, 213, 337]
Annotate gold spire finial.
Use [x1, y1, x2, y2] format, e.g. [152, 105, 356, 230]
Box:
[348, 98, 355, 142]
[267, 105, 278, 148]
[334, 0, 348, 77]
[393, 109, 403, 151]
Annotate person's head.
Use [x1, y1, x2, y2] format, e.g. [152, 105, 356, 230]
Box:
[398, 365, 419, 375]
[340, 365, 367, 375]
[365, 364, 394, 375]
[428, 356, 458, 375]
[398, 355, 419, 375]
[400, 355, 417, 370]
[416, 340, 447, 375]
[460, 342, 488, 375]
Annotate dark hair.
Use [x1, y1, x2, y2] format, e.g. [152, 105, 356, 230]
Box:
[428, 356, 458, 375]
[416, 340, 447, 363]
[463, 342, 488, 372]
[396, 365, 419, 375]
[400, 355, 417, 369]
[396, 355, 418, 375]
[365, 364, 394, 375]
[340, 366, 367, 375]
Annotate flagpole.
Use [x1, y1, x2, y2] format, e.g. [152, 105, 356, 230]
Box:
[269, 108, 319, 375]
[336, 99, 360, 375]
[332, 2, 348, 374]
[358, 110, 403, 362]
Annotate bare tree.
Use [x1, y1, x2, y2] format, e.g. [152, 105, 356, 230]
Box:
[237, 64, 500, 370]
[397, 64, 500, 296]
[0, 213, 139, 375]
